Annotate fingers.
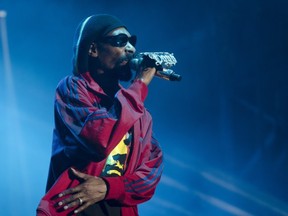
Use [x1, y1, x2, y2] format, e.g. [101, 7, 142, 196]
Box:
[58, 194, 83, 211]
[74, 201, 90, 214]
[57, 190, 92, 214]
[57, 169, 99, 199]
[58, 185, 80, 198]
[57, 171, 107, 214]
[136, 67, 156, 86]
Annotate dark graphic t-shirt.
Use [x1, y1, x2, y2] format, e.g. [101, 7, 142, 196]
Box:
[102, 132, 132, 177]
[77, 132, 132, 216]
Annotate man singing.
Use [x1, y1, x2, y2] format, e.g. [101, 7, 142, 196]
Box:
[43, 14, 163, 216]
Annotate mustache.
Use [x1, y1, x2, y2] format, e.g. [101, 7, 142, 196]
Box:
[120, 54, 134, 63]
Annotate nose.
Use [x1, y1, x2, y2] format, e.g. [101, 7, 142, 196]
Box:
[125, 42, 136, 55]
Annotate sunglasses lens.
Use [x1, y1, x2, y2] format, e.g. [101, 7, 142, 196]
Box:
[116, 34, 129, 47]
[129, 35, 137, 46]
[102, 34, 137, 47]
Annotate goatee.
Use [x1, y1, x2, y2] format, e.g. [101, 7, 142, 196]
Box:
[115, 63, 133, 81]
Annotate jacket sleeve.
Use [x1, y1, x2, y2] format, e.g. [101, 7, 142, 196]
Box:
[103, 126, 164, 206]
[55, 76, 147, 159]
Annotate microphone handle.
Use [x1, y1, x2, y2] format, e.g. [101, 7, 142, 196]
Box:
[130, 56, 182, 81]
[156, 69, 182, 81]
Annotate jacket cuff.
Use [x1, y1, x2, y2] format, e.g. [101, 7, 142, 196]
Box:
[102, 177, 125, 201]
[130, 79, 148, 102]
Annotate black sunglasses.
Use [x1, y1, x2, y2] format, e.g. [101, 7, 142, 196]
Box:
[101, 33, 137, 47]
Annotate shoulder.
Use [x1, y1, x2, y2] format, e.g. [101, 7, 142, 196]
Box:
[57, 75, 86, 88]
[56, 75, 87, 95]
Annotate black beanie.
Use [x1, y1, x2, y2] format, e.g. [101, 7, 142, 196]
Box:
[72, 14, 126, 75]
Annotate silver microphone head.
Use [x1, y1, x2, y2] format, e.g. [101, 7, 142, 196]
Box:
[129, 52, 181, 81]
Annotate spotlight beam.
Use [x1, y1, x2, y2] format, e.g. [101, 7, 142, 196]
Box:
[0, 10, 31, 214]
[0, 10, 14, 94]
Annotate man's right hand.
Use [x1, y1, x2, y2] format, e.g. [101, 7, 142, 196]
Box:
[136, 67, 156, 86]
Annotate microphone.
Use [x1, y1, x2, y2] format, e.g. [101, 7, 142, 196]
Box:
[129, 52, 182, 81]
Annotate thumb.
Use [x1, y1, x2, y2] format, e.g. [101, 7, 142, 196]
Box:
[70, 167, 89, 180]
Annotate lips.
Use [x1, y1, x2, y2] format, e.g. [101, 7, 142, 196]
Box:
[119, 55, 133, 66]
[120, 60, 128, 66]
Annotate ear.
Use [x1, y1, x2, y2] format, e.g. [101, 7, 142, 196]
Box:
[89, 43, 98, 57]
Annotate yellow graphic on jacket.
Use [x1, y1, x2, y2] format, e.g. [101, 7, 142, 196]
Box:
[102, 132, 131, 176]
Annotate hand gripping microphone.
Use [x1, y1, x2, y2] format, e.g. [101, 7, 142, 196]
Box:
[129, 52, 182, 81]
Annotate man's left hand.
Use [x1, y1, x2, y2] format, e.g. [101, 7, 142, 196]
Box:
[57, 168, 107, 214]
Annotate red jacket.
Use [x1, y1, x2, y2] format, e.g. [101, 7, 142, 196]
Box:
[45, 71, 163, 215]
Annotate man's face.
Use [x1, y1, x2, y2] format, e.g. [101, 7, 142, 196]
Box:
[92, 27, 136, 81]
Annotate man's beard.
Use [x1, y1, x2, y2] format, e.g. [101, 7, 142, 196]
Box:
[113, 54, 135, 81]
[88, 55, 134, 82]
[114, 63, 133, 81]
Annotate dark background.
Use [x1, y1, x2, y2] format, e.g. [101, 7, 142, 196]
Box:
[0, 0, 288, 215]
